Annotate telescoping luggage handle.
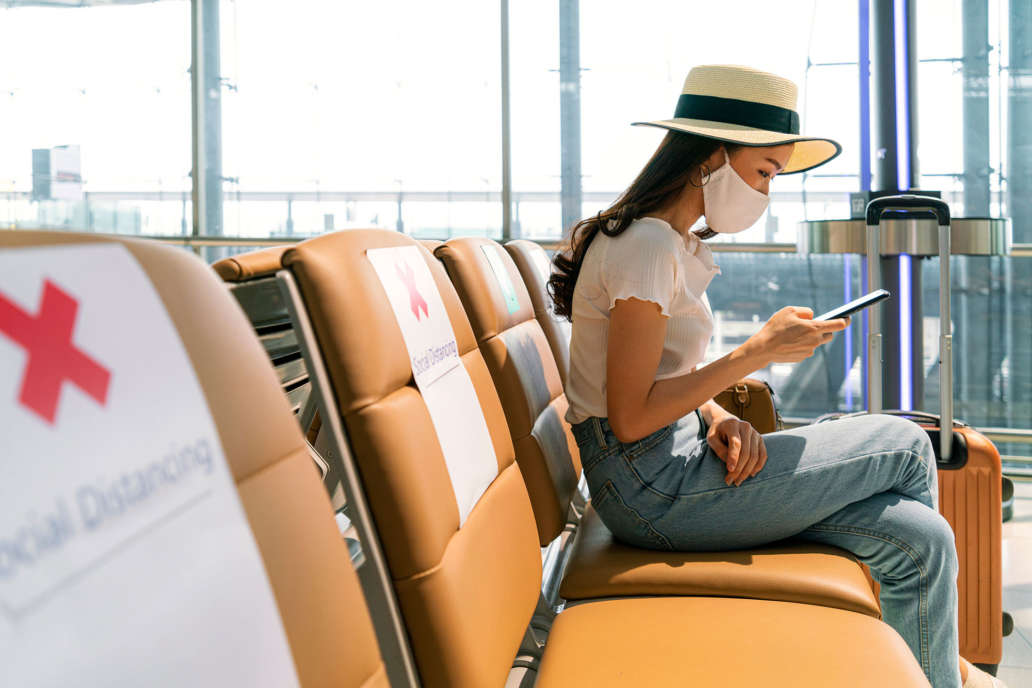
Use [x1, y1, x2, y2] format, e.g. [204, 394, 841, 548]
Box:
[865, 194, 953, 460]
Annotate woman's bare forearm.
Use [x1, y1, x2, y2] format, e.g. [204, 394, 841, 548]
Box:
[698, 398, 735, 427]
[619, 344, 770, 441]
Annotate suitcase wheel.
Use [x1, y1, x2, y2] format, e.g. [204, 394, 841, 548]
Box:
[973, 663, 999, 677]
[1003, 477, 1015, 523]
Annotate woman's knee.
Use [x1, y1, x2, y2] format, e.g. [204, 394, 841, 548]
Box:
[879, 507, 958, 580]
[919, 510, 959, 577]
[869, 414, 935, 467]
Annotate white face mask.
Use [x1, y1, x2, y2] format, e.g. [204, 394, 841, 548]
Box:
[701, 150, 770, 234]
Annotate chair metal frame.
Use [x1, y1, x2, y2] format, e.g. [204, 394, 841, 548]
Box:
[275, 268, 422, 688]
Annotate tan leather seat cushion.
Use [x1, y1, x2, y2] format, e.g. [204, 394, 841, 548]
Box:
[0, 230, 387, 688]
[536, 596, 929, 687]
[212, 245, 289, 281]
[560, 503, 881, 617]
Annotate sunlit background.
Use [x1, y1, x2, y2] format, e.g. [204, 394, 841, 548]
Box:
[1, 0, 1029, 467]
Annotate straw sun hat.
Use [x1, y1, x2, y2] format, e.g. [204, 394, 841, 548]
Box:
[633, 64, 841, 174]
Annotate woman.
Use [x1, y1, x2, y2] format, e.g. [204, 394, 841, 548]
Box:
[548, 65, 1001, 688]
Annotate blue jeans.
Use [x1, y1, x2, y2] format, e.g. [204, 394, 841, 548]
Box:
[571, 411, 961, 688]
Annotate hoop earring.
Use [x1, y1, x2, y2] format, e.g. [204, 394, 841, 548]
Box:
[687, 163, 711, 188]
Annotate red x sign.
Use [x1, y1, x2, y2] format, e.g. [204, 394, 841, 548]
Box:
[0, 279, 111, 424]
[395, 261, 429, 321]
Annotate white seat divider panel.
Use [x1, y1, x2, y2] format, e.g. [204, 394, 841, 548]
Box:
[0, 244, 299, 688]
[366, 245, 497, 526]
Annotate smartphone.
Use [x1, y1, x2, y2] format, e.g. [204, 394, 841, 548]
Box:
[814, 289, 891, 321]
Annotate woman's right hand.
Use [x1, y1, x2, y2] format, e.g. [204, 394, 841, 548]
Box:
[745, 306, 850, 364]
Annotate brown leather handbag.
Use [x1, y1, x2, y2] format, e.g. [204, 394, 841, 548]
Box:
[713, 378, 784, 434]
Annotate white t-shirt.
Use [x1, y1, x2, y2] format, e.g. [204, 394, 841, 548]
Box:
[564, 216, 721, 425]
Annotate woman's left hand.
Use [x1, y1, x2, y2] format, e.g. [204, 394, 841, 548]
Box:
[706, 415, 767, 486]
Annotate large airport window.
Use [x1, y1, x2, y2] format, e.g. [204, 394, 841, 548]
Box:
[2, 1, 1028, 467]
[509, 0, 562, 241]
[911, 0, 1032, 466]
[700, 252, 867, 418]
[218, 0, 502, 241]
[0, 1, 192, 236]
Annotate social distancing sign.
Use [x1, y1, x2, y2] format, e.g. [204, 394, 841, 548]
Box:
[367, 245, 497, 526]
[0, 244, 299, 687]
[481, 243, 521, 315]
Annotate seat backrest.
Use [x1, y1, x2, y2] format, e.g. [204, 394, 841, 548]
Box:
[281, 229, 542, 687]
[504, 239, 572, 386]
[436, 237, 581, 546]
[0, 230, 387, 688]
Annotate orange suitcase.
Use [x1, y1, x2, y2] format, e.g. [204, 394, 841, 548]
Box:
[822, 196, 1004, 670]
[852, 412, 1004, 669]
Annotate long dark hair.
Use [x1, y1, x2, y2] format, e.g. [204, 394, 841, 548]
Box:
[547, 131, 736, 321]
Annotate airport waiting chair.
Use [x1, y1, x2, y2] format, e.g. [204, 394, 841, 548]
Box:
[433, 238, 583, 550]
[1, 230, 388, 687]
[436, 236, 881, 616]
[232, 228, 929, 687]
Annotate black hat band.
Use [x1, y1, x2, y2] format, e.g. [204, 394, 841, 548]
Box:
[673, 93, 800, 135]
